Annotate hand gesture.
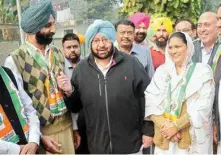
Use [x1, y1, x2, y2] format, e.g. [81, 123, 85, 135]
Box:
[56, 71, 72, 93]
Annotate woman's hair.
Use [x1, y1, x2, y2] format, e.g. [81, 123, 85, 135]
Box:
[168, 32, 187, 45]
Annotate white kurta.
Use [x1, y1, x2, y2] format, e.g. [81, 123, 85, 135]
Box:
[145, 63, 215, 154]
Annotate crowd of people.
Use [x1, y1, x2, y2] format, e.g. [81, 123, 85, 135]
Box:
[1, 0, 221, 154]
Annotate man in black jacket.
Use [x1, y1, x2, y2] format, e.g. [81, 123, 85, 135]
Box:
[57, 20, 154, 154]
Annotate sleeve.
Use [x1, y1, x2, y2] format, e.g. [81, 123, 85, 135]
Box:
[71, 113, 79, 130]
[145, 49, 155, 80]
[142, 120, 154, 137]
[0, 139, 20, 154]
[144, 66, 167, 118]
[188, 78, 215, 143]
[4, 56, 41, 145]
[4, 56, 23, 88]
[132, 57, 154, 136]
[151, 115, 167, 128]
[133, 57, 150, 97]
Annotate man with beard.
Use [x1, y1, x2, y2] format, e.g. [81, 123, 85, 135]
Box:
[128, 12, 151, 48]
[192, 12, 221, 153]
[62, 33, 81, 150]
[62, 33, 90, 154]
[4, 1, 75, 154]
[150, 17, 173, 70]
[57, 19, 154, 154]
[62, 33, 81, 75]
[114, 19, 154, 79]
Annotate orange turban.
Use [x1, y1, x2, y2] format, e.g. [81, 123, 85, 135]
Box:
[77, 34, 86, 45]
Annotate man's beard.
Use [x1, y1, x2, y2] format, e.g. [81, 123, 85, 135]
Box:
[91, 44, 114, 60]
[155, 37, 168, 48]
[69, 54, 80, 63]
[36, 32, 54, 45]
[135, 32, 147, 43]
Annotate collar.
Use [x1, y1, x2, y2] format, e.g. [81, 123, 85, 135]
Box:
[25, 39, 50, 55]
[95, 55, 113, 70]
[200, 41, 215, 54]
[65, 58, 73, 69]
[88, 47, 123, 68]
[130, 44, 139, 55]
[114, 41, 137, 55]
[134, 40, 148, 46]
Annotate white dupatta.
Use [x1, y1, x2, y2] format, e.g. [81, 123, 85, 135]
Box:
[144, 32, 215, 152]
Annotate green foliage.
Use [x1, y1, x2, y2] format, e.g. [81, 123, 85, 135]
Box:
[0, 0, 29, 24]
[85, 0, 122, 22]
[119, 0, 203, 23]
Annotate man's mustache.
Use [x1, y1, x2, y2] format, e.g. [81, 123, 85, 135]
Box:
[157, 36, 166, 40]
[136, 32, 146, 36]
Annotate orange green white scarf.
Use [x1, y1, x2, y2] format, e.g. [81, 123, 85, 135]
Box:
[0, 67, 29, 143]
[26, 45, 67, 117]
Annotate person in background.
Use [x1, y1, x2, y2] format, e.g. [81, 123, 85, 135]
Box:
[150, 17, 173, 70]
[57, 19, 154, 154]
[0, 67, 40, 154]
[145, 32, 214, 154]
[62, 33, 81, 150]
[146, 26, 157, 49]
[77, 34, 87, 57]
[62, 33, 89, 154]
[128, 12, 150, 48]
[114, 19, 154, 79]
[175, 19, 196, 40]
[4, 1, 75, 154]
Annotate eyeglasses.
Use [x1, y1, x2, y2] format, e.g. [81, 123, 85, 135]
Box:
[177, 28, 192, 32]
[92, 38, 110, 45]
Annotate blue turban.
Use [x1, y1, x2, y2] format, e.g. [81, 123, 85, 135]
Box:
[85, 20, 116, 48]
[21, 0, 56, 34]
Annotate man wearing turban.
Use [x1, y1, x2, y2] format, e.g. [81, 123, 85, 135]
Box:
[150, 17, 173, 70]
[128, 12, 150, 47]
[57, 20, 154, 154]
[5, 1, 75, 154]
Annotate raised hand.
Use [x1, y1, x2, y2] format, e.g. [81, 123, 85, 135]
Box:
[56, 71, 72, 94]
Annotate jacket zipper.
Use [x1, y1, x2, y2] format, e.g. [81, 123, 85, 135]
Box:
[104, 77, 113, 153]
[97, 74, 102, 96]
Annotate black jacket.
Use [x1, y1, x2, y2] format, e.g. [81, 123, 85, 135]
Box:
[67, 48, 153, 154]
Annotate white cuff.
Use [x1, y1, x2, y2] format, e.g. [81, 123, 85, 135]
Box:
[71, 113, 79, 130]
